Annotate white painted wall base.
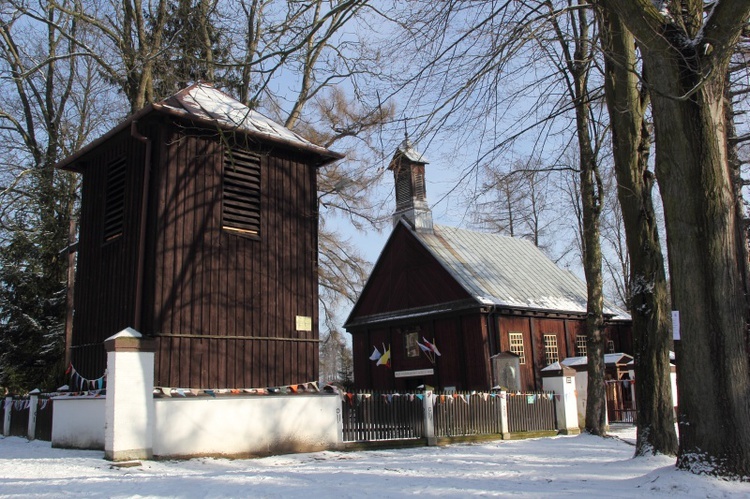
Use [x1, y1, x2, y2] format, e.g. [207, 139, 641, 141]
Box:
[152, 394, 341, 459]
[51, 398, 105, 450]
[50, 394, 341, 459]
[104, 328, 156, 461]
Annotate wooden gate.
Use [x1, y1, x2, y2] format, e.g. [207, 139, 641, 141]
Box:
[606, 380, 636, 423]
[506, 392, 557, 432]
[341, 392, 424, 442]
[433, 392, 504, 437]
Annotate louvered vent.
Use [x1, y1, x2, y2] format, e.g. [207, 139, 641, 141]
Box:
[103, 156, 127, 242]
[223, 148, 261, 237]
[414, 169, 425, 199]
[395, 167, 412, 209]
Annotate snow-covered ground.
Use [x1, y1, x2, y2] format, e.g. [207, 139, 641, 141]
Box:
[1, 425, 747, 498]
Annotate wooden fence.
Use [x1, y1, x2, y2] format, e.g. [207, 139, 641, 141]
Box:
[8, 398, 30, 437]
[506, 392, 557, 432]
[342, 391, 557, 443]
[433, 392, 504, 437]
[341, 392, 424, 442]
[3, 395, 55, 441]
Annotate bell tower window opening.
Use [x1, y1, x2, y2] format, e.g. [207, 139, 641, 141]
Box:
[223, 147, 261, 238]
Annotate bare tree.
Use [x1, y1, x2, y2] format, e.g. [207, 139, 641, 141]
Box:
[472, 158, 559, 251]
[539, 0, 608, 435]
[319, 328, 353, 389]
[0, 0, 109, 390]
[378, 0, 611, 433]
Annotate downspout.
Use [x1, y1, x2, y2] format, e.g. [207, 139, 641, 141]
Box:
[486, 306, 499, 387]
[131, 121, 152, 333]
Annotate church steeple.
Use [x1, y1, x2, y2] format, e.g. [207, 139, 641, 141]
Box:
[388, 136, 433, 233]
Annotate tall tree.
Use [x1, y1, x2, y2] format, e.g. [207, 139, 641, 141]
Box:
[597, 0, 750, 477]
[152, 0, 225, 97]
[599, 8, 678, 456]
[68, 0, 387, 339]
[545, 0, 608, 435]
[380, 1, 611, 433]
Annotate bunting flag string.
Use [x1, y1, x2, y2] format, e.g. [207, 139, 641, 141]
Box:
[65, 364, 107, 393]
[151, 381, 320, 398]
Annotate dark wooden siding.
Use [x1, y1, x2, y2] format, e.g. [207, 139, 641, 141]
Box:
[70, 128, 148, 379]
[432, 316, 464, 389]
[355, 310, 631, 393]
[148, 127, 319, 389]
[605, 322, 633, 354]
[69, 115, 321, 389]
[564, 319, 586, 358]
[351, 311, 495, 392]
[348, 223, 471, 319]
[532, 318, 565, 388]
[461, 315, 491, 389]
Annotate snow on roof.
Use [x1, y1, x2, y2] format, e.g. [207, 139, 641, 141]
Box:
[412, 224, 629, 317]
[56, 83, 341, 172]
[397, 139, 428, 163]
[561, 353, 634, 367]
[158, 83, 338, 158]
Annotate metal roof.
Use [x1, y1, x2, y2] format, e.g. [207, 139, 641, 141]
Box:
[413, 223, 629, 318]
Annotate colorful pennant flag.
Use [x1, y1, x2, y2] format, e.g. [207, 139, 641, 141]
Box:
[369, 346, 382, 361]
[377, 344, 391, 368]
[422, 337, 441, 356]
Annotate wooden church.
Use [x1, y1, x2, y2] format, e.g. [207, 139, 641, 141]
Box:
[344, 140, 632, 392]
[57, 83, 342, 390]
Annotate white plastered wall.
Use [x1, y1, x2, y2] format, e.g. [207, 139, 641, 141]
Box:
[152, 395, 340, 458]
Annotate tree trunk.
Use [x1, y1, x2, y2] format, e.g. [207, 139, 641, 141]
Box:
[579, 115, 606, 435]
[596, 0, 750, 478]
[650, 60, 750, 477]
[600, 10, 677, 456]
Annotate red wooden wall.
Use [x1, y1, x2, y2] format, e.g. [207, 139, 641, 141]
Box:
[348, 221, 634, 393]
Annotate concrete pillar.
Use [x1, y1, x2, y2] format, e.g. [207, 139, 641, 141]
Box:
[542, 363, 581, 435]
[27, 390, 39, 440]
[422, 391, 436, 445]
[3, 396, 11, 436]
[104, 327, 156, 461]
[499, 390, 511, 439]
